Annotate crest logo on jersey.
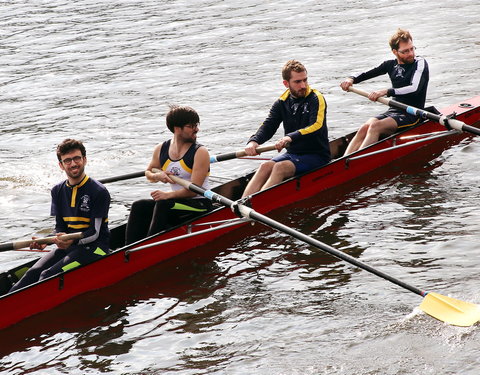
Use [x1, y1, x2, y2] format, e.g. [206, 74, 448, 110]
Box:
[80, 194, 91, 212]
[394, 65, 405, 78]
[170, 166, 181, 176]
[290, 102, 310, 115]
[302, 103, 310, 114]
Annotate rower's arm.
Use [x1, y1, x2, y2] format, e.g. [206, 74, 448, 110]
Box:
[145, 143, 163, 183]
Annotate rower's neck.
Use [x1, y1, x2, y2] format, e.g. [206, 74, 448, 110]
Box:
[67, 173, 87, 187]
[170, 137, 193, 159]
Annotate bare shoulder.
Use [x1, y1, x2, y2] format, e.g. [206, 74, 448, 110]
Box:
[196, 145, 210, 156]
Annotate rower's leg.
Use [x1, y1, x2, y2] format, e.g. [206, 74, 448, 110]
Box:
[359, 117, 397, 149]
[125, 199, 155, 245]
[261, 160, 295, 190]
[344, 121, 371, 155]
[8, 248, 67, 292]
[242, 161, 275, 197]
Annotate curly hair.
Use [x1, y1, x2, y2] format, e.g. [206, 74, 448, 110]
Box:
[56, 139, 86, 161]
[282, 60, 307, 81]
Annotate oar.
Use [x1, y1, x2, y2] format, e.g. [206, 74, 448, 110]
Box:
[170, 175, 480, 327]
[98, 144, 276, 184]
[0, 232, 83, 252]
[348, 86, 480, 136]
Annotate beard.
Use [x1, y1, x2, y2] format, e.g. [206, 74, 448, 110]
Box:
[65, 164, 85, 180]
[398, 54, 415, 64]
[290, 87, 307, 98]
[180, 132, 197, 144]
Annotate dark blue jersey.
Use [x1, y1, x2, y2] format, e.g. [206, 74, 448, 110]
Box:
[50, 175, 110, 251]
[248, 86, 330, 160]
[351, 56, 429, 109]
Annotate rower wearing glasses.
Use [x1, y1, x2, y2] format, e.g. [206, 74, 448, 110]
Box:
[9, 139, 111, 292]
[125, 105, 212, 245]
[340, 28, 429, 155]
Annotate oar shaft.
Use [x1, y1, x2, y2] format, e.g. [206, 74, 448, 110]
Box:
[99, 145, 277, 184]
[99, 171, 145, 184]
[247, 209, 424, 296]
[210, 144, 276, 163]
[170, 176, 425, 297]
[0, 232, 83, 252]
[348, 86, 480, 136]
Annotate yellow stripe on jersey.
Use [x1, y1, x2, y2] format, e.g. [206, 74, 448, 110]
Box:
[68, 223, 90, 229]
[64, 216, 90, 229]
[179, 159, 192, 174]
[161, 159, 171, 171]
[64, 217, 90, 222]
[298, 89, 326, 135]
[69, 176, 89, 207]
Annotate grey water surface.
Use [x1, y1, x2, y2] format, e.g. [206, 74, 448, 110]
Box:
[0, 1, 479, 374]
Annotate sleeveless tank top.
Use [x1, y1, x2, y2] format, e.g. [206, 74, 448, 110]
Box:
[159, 140, 210, 194]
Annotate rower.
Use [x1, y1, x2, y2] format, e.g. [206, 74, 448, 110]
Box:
[242, 60, 331, 197]
[340, 28, 429, 155]
[125, 105, 212, 245]
[9, 139, 110, 293]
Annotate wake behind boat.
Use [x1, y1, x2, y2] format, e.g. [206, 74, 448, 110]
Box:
[0, 94, 479, 330]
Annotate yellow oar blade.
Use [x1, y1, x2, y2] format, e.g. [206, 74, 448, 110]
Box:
[419, 292, 480, 327]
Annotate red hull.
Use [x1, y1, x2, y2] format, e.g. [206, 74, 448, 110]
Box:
[1, 96, 480, 330]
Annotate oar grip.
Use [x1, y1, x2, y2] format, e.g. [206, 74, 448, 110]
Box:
[35, 232, 83, 245]
[348, 86, 390, 106]
[9, 232, 83, 251]
[211, 144, 276, 163]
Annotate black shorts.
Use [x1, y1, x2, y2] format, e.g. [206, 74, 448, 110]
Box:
[375, 108, 420, 129]
[125, 198, 213, 245]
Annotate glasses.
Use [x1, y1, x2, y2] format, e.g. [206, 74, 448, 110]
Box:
[397, 46, 416, 55]
[184, 123, 199, 130]
[61, 155, 83, 165]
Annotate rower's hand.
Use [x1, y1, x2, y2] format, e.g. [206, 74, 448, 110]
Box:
[368, 89, 388, 101]
[340, 78, 354, 92]
[275, 136, 291, 152]
[30, 236, 47, 251]
[54, 232, 74, 250]
[151, 189, 171, 201]
[151, 169, 174, 184]
[244, 141, 260, 156]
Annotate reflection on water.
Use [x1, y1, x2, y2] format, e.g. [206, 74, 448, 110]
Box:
[1, 0, 480, 374]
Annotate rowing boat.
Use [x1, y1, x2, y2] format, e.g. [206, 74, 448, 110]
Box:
[0, 94, 479, 330]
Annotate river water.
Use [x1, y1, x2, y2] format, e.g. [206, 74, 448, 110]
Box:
[1, 0, 479, 374]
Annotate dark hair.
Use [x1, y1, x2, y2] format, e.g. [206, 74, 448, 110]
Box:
[56, 139, 86, 161]
[166, 105, 200, 133]
[282, 60, 307, 81]
[389, 28, 412, 51]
